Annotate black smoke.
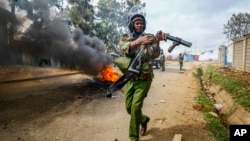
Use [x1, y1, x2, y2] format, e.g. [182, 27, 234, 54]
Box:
[0, 0, 8, 9]
[0, 0, 112, 76]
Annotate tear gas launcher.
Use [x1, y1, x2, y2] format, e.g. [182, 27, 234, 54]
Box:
[164, 33, 192, 53]
[106, 33, 192, 98]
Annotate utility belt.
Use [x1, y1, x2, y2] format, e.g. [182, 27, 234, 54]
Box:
[130, 72, 153, 81]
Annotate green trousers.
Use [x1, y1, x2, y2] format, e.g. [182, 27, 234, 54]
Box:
[124, 80, 152, 141]
[179, 62, 183, 70]
[161, 62, 165, 71]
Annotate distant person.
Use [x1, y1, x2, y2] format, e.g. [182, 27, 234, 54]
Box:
[160, 50, 165, 71]
[179, 53, 185, 70]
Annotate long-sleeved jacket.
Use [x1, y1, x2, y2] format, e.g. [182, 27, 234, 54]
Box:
[179, 54, 184, 63]
[119, 32, 160, 80]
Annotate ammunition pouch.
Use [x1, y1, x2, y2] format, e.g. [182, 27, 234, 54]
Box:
[114, 56, 132, 74]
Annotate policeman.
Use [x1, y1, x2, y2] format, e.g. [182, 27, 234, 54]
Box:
[119, 5, 167, 141]
[160, 49, 165, 71]
[179, 53, 185, 70]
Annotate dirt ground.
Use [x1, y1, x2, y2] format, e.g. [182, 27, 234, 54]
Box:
[0, 61, 217, 141]
[217, 66, 250, 87]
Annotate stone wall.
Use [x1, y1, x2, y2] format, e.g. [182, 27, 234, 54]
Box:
[232, 34, 250, 73]
[208, 84, 250, 124]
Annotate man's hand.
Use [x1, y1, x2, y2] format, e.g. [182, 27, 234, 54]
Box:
[129, 35, 157, 50]
[135, 35, 157, 45]
[156, 30, 167, 41]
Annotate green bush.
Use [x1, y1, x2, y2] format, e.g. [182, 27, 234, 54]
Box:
[204, 65, 250, 110]
[194, 90, 229, 141]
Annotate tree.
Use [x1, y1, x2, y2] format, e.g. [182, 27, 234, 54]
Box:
[223, 13, 250, 39]
[93, 0, 126, 53]
[67, 0, 95, 35]
[94, 0, 145, 53]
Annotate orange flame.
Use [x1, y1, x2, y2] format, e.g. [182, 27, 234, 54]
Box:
[99, 65, 121, 82]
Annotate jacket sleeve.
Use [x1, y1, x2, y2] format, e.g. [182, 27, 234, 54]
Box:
[119, 34, 138, 57]
[119, 40, 130, 54]
[119, 34, 131, 55]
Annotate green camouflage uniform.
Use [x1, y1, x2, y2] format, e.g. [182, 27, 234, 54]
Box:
[179, 54, 184, 70]
[120, 32, 160, 141]
[160, 53, 165, 71]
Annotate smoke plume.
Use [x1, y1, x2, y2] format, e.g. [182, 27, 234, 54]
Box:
[0, 0, 9, 10]
[0, 0, 113, 76]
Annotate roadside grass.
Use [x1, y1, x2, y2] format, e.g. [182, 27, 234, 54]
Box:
[193, 64, 250, 141]
[193, 67, 230, 141]
[195, 90, 229, 141]
[203, 65, 250, 110]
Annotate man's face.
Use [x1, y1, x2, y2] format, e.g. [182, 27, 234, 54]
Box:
[133, 20, 144, 33]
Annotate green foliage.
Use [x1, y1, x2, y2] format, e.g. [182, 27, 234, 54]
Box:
[204, 112, 229, 141]
[195, 90, 213, 109]
[192, 67, 203, 79]
[238, 89, 250, 108]
[65, 0, 145, 53]
[195, 90, 229, 141]
[64, 0, 149, 54]
[204, 65, 250, 109]
[94, 0, 132, 53]
[223, 12, 250, 39]
[67, 0, 95, 35]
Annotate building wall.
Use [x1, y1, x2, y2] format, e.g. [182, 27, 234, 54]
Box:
[185, 54, 194, 61]
[233, 41, 243, 70]
[218, 45, 226, 66]
[226, 45, 233, 66]
[232, 34, 250, 72]
[245, 37, 250, 72]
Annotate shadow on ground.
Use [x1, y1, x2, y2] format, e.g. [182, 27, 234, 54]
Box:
[0, 78, 111, 130]
[141, 124, 214, 141]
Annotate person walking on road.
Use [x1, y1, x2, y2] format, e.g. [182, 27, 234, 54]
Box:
[119, 6, 167, 141]
[179, 53, 185, 70]
[160, 49, 165, 71]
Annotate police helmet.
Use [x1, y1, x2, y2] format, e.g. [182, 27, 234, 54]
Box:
[127, 4, 146, 33]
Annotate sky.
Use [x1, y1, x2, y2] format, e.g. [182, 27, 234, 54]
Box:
[2, 0, 250, 56]
[29, 0, 250, 55]
[139, 0, 250, 55]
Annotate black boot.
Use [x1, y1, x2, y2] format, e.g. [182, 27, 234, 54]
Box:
[140, 116, 150, 136]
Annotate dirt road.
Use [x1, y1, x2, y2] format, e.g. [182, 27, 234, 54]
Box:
[0, 61, 215, 141]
